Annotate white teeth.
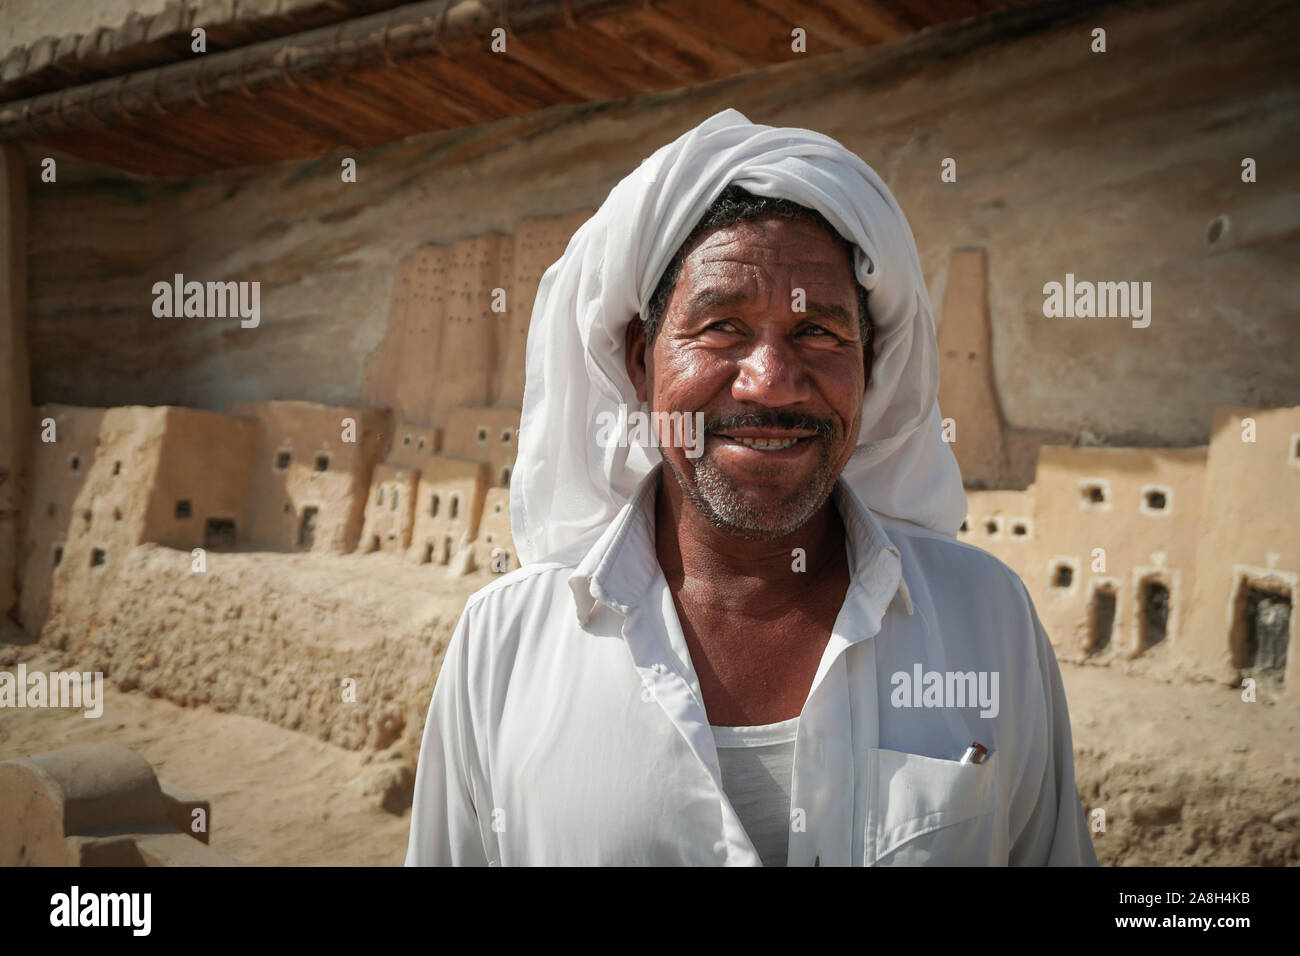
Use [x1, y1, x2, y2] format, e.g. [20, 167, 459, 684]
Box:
[732, 436, 799, 450]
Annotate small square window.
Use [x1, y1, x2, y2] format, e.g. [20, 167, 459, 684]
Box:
[69, 455, 80, 472]
[276, 451, 291, 470]
[403, 435, 412, 446]
[1012, 522, 1028, 537]
[959, 518, 969, 533]
[1052, 564, 1073, 588]
[1079, 478, 1111, 511]
[984, 518, 999, 536]
[1140, 485, 1172, 516]
[90, 548, 106, 568]
[477, 427, 488, 443]
[52, 545, 63, 567]
[501, 429, 512, 443]
[175, 500, 192, 519]
[314, 454, 329, 472]
[112, 461, 121, 475]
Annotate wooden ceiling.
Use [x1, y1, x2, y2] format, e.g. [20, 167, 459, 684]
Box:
[0, 0, 1042, 177]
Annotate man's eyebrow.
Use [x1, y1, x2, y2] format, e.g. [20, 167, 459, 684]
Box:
[685, 288, 752, 317]
[801, 300, 855, 329]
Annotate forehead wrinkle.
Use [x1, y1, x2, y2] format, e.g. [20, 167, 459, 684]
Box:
[689, 218, 853, 264]
[690, 240, 849, 271]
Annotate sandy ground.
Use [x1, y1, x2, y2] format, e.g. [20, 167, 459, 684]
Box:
[1066, 656, 1300, 866]
[0, 644, 411, 866]
[2, 636, 1297, 866]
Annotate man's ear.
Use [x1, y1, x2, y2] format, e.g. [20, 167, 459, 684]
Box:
[625, 315, 651, 402]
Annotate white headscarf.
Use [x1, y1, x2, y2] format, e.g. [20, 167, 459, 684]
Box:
[510, 108, 966, 565]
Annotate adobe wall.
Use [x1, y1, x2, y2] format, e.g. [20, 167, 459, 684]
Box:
[229, 401, 390, 554]
[44, 542, 483, 753]
[498, 210, 595, 407]
[1030, 446, 1207, 660]
[957, 488, 1037, 567]
[936, 248, 1008, 488]
[477, 487, 519, 572]
[1182, 405, 1300, 691]
[408, 455, 487, 568]
[437, 234, 509, 414]
[386, 421, 442, 469]
[364, 235, 511, 428]
[19, 405, 107, 633]
[359, 464, 419, 556]
[19, 405, 169, 640]
[143, 408, 259, 551]
[439, 406, 520, 489]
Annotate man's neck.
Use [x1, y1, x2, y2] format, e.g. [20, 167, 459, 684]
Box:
[653, 469, 848, 615]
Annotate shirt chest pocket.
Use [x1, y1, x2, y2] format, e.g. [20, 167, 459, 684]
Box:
[864, 748, 1004, 866]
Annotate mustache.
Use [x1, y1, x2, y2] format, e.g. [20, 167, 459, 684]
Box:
[704, 410, 835, 440]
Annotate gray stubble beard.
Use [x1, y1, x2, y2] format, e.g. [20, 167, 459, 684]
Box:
[663, 438, 839, 540]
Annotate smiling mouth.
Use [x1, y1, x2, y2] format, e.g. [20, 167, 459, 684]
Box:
[714, 432, 817, 451]
[728, 436, 800, 449]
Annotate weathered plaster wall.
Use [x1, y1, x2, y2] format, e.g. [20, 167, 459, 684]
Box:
[1182, 405, 1300, 685]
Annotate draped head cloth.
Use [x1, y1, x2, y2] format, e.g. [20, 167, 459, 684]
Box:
[510, 108, 966, 566]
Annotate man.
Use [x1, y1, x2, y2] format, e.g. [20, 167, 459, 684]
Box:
[406, 109, 1097, 866]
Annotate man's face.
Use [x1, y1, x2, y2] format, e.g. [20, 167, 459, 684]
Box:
[627, 216, 868, 538]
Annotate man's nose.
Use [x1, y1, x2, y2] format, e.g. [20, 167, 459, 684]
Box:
[732, 337, 810, 407]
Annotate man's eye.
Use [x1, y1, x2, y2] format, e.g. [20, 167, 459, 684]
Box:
[798, 325, 830, 336]
[704, 320, 737, 332]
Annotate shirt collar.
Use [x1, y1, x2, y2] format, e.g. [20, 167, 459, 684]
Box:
[569, 463, 913, 626]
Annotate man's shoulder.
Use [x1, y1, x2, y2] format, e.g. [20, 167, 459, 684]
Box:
[878, 515, 1026, 579]
[876, 514, 1032, 604]
[459, 529, 599, 620]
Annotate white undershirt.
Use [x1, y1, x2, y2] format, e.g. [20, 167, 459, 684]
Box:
[710, 716, 799, 867]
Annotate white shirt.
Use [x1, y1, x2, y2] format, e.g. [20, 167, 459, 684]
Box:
[406, 465, 1097, 866]
[711, 718, 798, 867]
